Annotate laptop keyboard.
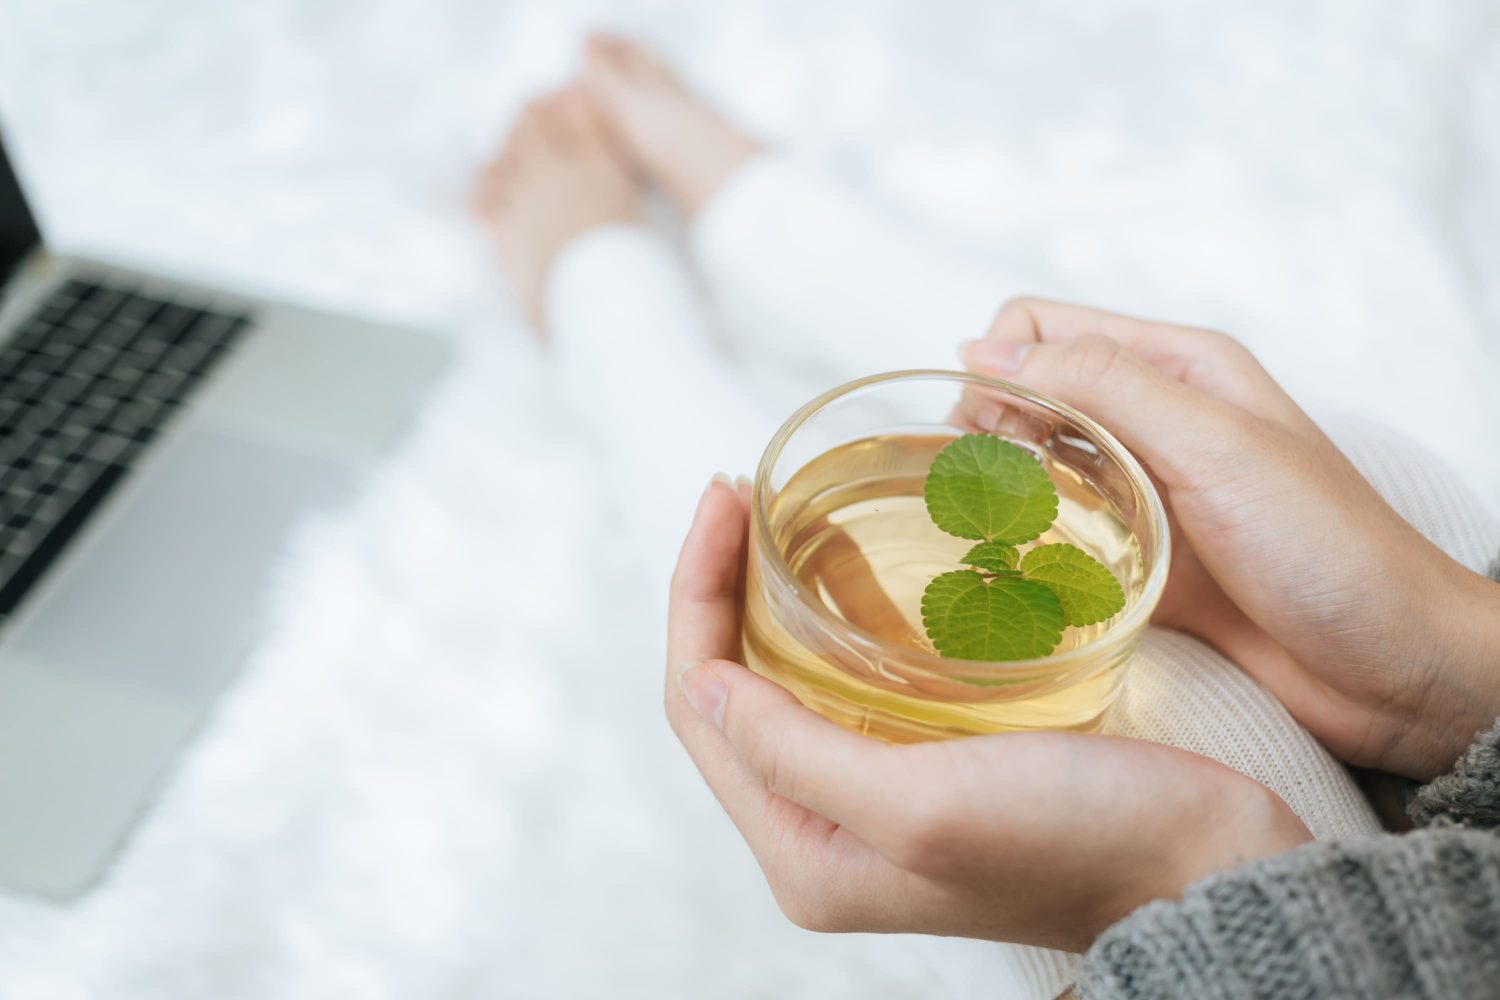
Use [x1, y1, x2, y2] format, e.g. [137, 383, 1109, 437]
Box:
[0, 278, 252, 618]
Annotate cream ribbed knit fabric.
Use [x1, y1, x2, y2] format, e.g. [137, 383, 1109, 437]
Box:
[549, 156, 1500, 1000]
[1106, 631, 1381, 840]
[1325, 416, 1500, 577]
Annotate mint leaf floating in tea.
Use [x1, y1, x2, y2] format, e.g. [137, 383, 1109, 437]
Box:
[921, 570, 1064, 660]
[919, 434, 1127, 660]
[960, 540, 1019, 573]
[924, 433, 1058, 543]
[1018, 543, 1126, 627]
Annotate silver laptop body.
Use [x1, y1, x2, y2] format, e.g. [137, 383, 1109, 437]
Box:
[0, 128, 452, 899]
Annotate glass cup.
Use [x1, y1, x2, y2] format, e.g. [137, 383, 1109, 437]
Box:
[742, 370, 1169, 742]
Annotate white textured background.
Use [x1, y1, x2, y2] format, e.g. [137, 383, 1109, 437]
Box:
[0, 1, 1497, 997]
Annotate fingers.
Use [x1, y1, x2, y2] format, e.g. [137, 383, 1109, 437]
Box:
[663, 477, 754, 818]
[664, 481, 920, 929]
[679, 658, 900, 838]
[968, 332, 1256, 489]
[972, 297, 1302, 422]
[665, 481, 900, 836]
[585, 31, 673, 83]
[983, 297, 1214, 355]
[548, 85, 597, 146]
[582, 32, 636, 92]
[666, 477, 748, 672]
[665, 479, 811, 855]
[519, 97, 561, 146]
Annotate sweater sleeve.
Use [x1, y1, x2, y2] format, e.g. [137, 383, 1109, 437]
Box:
[1076, 717, 1500, 1000]
[1409, 717, 1500, 829]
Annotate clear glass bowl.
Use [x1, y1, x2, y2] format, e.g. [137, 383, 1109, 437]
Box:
[742, 370, 1169, 742]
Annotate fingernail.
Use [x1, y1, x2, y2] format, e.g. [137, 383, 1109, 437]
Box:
[733, 474, 752, 493]
[703, 472, 732, 498]
[678, 662, 728, 730]
[962, 339, 1031, 375]
[974, 403, 1002, 433]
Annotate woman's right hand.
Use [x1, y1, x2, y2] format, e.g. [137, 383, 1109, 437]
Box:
[963, 298, 1500, 780]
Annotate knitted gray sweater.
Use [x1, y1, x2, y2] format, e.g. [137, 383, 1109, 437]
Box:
[1077, 716, 1500, 999]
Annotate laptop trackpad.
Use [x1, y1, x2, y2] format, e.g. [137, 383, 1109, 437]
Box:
[7, 427, 357, 697]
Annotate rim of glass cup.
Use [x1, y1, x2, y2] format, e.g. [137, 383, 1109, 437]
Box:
[751, 369, 1171, 677]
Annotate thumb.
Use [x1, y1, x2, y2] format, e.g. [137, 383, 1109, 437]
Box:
[677, 659, 894, 838]
[967, 334, 1252, 489]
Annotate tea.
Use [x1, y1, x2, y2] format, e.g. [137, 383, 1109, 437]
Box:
[743, 432, 1146, 742]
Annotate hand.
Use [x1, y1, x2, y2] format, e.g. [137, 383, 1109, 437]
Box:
[963, 298, 1500, 779]
[665, 480, 1310, 951]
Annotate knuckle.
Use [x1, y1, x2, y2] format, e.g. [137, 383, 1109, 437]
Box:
[1179, 325, 1270, 378]
[1202, 327, 1260, 369]
[997, 294, 1043, 316]
[1177, 323, 1234, 348]
[1060, 334, 1126, 388]
[989, 296, 1043, 335]
[1200, 325, 1246, 352]
[738, 720, 795, 798]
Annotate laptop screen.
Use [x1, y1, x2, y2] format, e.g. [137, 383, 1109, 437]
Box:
[0, 131, 42, 286]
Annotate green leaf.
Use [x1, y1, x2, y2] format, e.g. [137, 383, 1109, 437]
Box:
[920, 570, 1066, 661]
[1019, 543, 1127, 627]
[961, 541, 1020, 573]
[924, 435, 1058, 544]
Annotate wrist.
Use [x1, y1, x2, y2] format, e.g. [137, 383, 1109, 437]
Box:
[1088, 778, 1311, 947]
[1408, 564, 1500, 779]
[1173, 780, 1314, 889]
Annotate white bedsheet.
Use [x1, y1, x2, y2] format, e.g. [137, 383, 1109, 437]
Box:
[0, 2, 1496, 997]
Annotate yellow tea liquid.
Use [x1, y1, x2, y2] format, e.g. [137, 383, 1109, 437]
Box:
[743, 433, 1145, 742]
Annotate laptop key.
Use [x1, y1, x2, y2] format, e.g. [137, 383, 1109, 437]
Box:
[0, 278, 252, 619]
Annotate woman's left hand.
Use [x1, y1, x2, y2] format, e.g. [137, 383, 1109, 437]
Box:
[666, 479, 1313, 951]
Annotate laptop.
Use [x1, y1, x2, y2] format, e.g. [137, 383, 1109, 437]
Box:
[0, 127, 452, 899]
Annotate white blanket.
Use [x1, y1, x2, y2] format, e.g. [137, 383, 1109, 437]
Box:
[0, 1, 1496, 997]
